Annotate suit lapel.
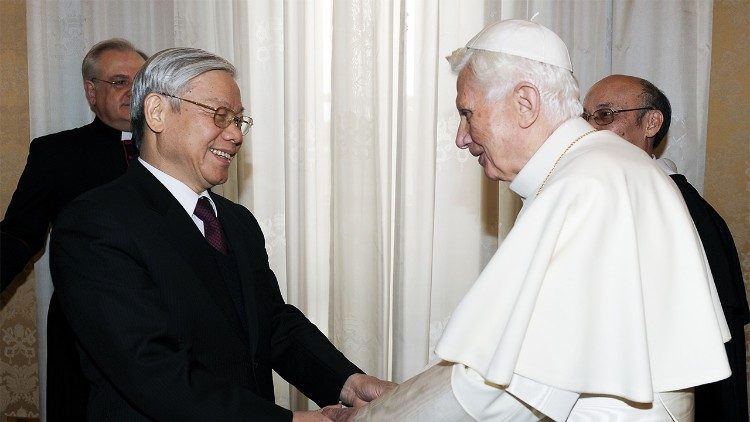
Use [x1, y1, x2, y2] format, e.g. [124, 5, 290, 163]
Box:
[213, 197, 259, 357]
[129, 162, 249, 346]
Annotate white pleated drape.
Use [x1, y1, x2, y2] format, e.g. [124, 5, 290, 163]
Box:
[22, 0, 712, 418]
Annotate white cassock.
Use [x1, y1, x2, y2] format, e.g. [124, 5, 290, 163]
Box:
[356, 118, 730, 421]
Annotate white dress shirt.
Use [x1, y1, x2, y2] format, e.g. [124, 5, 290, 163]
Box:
[139, 158, 217, 235]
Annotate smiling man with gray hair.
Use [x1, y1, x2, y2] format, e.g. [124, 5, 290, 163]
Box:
[50, 47, 394, 421]
[325, 20, 730, 422]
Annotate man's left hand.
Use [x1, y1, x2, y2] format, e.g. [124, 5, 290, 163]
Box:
[321, 405, 357, 422]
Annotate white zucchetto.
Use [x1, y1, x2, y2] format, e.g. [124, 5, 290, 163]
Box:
[465, 19, 573, 72]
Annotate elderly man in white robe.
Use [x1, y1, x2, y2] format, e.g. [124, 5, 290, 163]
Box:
[323, 20, 730, 422]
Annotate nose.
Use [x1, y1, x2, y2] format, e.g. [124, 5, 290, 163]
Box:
[223, 123, 244, 147]
[455, 117, 472, 149]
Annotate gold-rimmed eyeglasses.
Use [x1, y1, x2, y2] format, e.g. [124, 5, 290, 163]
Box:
[91, 77, 133, 91]
[582, 107, 654, 126]
[158, 92, 253, 135]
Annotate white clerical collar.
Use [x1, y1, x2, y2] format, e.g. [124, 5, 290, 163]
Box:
[121, 131, 133, 141]
[510, 117, 595, 202]
[138, 158, 217, 217]
[654, 156, 678, 175]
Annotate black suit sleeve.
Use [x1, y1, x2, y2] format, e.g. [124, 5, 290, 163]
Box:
[51, 198, 293, 421]
[265, 271, 362, 405]
[1, 139, 59, 289]
[230, 204, 363, 406]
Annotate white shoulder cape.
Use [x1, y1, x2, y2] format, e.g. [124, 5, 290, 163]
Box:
[435, 119, 730, 403]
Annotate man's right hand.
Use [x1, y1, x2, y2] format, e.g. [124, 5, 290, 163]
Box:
[339, 373, 397, 407]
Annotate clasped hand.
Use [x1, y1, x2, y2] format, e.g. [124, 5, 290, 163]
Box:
[293, 373, 396, 421]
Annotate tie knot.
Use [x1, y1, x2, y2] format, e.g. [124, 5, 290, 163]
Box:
[194, 197, 216, 223]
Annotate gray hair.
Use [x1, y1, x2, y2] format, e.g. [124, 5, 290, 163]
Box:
[131, 48, 236, 148]
[81, 38, 147, 81]
[446, 47, 582, 127]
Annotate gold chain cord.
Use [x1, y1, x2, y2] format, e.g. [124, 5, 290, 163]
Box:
[536, 130, 596, 196]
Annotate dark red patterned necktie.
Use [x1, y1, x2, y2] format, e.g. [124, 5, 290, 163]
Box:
[193, 197, 228, 254]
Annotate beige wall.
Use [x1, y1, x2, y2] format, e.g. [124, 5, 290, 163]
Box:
[0, 0, 39, 420]
[0, 1, 748, 418]
[0, 3, 30, 212]
[705, 0, 750, 407]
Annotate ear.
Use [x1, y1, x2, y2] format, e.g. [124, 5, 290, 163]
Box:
[144, 93, 166, 134]
[514, 82, 540, 129]
[84, 80, 97, 106]
[644, 109, 664, 138]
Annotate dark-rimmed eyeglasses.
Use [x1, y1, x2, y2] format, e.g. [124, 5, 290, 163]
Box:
[91, 77, 133, 90]
[158, 92, 253, 135]
[582, 107, 654, 126]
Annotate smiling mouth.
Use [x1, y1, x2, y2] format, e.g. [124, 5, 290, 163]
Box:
[210, 148, 234, 162]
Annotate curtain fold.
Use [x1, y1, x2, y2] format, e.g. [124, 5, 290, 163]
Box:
[330, 0, 392, 379]
[14, 1, 713, 418]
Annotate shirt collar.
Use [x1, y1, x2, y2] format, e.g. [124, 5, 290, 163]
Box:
[138, 158, 217, 217]
[510, 117, 595, 202]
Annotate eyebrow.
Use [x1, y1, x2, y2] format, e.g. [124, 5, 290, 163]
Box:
[204, 96, 245, 114]
[455, 97, 470, 111]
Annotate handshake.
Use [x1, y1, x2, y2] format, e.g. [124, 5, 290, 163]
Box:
[293, 373, 397, 422]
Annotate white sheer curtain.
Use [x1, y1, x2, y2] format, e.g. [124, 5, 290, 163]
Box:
[24, 0, 712, 417]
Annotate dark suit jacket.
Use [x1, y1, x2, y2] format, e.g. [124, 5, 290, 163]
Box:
[50, 160, 361, 421]
[0, 117, 135, 420]
[1, 117, 134, 288]
[670, 174, 750, 422]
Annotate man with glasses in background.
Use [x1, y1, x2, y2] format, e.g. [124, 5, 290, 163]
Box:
[0, 38, 147, 420]
[49, 47, 393, 421]
[1, 38, 146, 290]
[584, 74, 749, 422]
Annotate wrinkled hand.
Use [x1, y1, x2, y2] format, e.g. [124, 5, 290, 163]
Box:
[292, 409, 334, 421]
[339, 373, 397, 407]
[321, 405, 358, 422]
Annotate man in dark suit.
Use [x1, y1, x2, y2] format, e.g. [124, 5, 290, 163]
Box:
[1, 38, 146, 290]
[584, 74, 750, 422]
[0, 38, 147, 420]
[50, 47, 393, 421]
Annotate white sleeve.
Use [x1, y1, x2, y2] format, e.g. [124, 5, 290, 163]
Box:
[452, 364, 578, 422]
[353, 363, 472, 421]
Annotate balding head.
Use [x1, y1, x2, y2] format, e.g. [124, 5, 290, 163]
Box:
[583, 75, 671, 155]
